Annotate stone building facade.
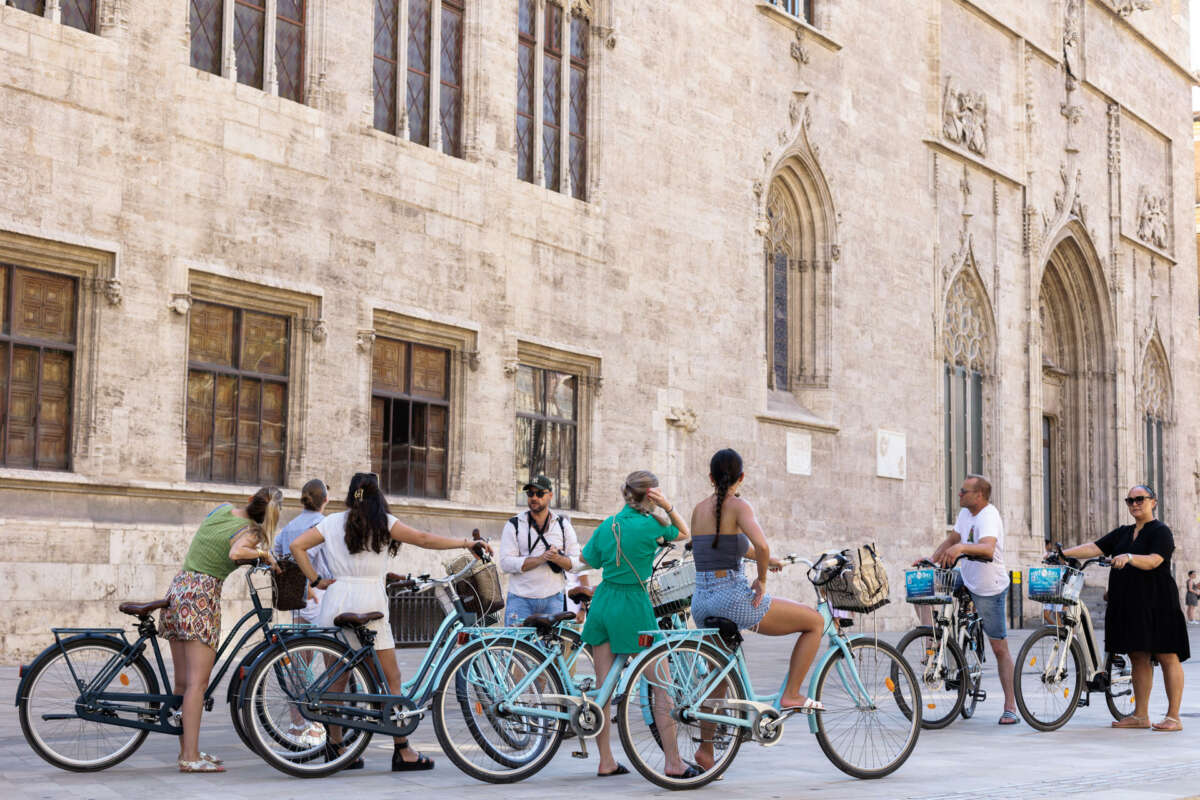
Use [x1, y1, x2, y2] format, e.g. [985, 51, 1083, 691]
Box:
[0, 0, 1197, 658]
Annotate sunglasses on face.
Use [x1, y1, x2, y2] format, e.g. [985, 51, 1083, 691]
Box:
[1124, 496, 1151, 506]
[525, 490, 548, 499]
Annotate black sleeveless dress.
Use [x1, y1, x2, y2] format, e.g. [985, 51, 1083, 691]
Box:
[1095, 520, 1189, 660]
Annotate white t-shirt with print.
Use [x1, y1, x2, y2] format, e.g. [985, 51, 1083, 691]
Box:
[953, 504, 1008, 596]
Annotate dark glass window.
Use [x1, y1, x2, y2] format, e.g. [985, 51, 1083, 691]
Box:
[234, 0, 266, 90]
[516, 0, 536, 183]
[770, 0, 813, 22]
[439, 0, 464, 156]
[186, 301, 288, 484]
[60, 0, 96, 33]
[373, 0, 400, 133]
[514, 364, 577, 509]
[771, 251, 788, 390]
[275, 0, 305, 103]
[542, 3, 562, 191]
[1146, 414, 1165, 517]
[568, 14, 587, 200]
[371, 338, 449, 498]
[945, 364, 983, 524]
[407, 0, 432, 146]
[190, 0, 223, 75]
[10, 2, 47, 16]
[0, 265, 76, 470]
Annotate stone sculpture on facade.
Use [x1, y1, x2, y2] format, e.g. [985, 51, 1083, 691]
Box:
[1113, 1, 1153, 17]
[1136, 189, 1169, 249]
[942, 79, 987, 157]
[1063, 0, 1081, 78]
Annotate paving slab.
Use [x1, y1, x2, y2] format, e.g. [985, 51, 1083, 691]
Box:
[2, 626, 1198, 799]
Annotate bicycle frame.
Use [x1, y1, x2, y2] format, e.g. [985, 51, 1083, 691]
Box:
[1038, 592, 1105, 684]
[21, 565, 290, 736]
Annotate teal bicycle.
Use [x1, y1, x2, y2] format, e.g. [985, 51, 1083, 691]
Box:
[619, 552, 921, 787]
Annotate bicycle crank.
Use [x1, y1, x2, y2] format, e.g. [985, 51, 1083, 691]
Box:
[569, 699, 606, 739]
[752, 708, 785, 746]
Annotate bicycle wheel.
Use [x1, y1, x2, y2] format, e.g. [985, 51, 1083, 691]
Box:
[559, 628, 596, 690]
[18, 636, 158, 771]
[814, 638, 921, 779]
[1014, 626, 1083, 731]
[959, 636, 983, 720]
[1104, 653, 1135, 721]
[617, 640, 746, 790]
[241, 636, 376, 777]
[894, 626, 965, 728]
[228, 639, 275, 753]
[432, 639, 566, 783]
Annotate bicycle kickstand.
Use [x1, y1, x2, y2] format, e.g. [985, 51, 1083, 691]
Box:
[571, 689, 589, 759]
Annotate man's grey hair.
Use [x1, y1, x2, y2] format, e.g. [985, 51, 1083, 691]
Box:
[966, 473, 992, 502]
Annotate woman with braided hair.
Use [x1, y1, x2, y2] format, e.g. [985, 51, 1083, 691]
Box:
[688, 449, 824, 748]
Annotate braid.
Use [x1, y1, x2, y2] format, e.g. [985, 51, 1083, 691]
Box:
[712, 479, 732, 549]
[708, 448, 744, 550]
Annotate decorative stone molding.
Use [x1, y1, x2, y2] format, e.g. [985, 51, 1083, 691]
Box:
[88, 277, 122, 306]
[665, 407, 699, 433]
[942, 78, 987, 158]
[943, 268, 993, 372]
[99, 0, 128, 36]
[1140, 335, 1171, 421]
[458, 349, 481, 371]
[503, 360, 521, 376]
[791, 28, 810, 66]
[303, 318, 329, 343]
[168, 292, 193, 315]
[1106, 103, 1121, 174]
[1063, 0, 1081, 78]
[355, 329, 377, 352]
[1136, 188, 1169, 250]
[1112, 0, 1152, 17]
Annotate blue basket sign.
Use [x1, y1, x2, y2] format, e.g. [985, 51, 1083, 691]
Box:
[1028, 566, 1064, 596]
[905, 569, 936, 599]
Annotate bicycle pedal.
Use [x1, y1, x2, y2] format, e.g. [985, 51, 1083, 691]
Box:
[571, 751, 588, 759]
[974, 690, 987, 701]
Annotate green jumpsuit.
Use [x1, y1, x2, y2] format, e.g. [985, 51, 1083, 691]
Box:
[580, 506, 680, 654]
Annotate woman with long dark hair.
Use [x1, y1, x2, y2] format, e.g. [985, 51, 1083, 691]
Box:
[162, 486, 283, 773]
[688, 448, 824, 768]
[290, 472, 493, 769]
[1059, 484, 1188, 731]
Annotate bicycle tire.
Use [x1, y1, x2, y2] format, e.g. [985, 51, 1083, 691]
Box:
[617, 639, 746, 790]
[241, 636, 376, 777]
[959, 641, 983, 720]
[432, 638, 566, 783]
[18, 636, 158, 772]
[559, 628, 596, 690]
[228, 638, 276, 753]
[1103, 653, 1135, 721]
[814, 638, 921, 779]
[1014, 626, 1083, 731]
[895, 626, 966, 728]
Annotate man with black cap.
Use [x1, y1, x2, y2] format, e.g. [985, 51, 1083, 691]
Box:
[499, 475, 583, 625]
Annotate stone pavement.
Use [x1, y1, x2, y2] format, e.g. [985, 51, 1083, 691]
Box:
[2, 626, 1198, 800]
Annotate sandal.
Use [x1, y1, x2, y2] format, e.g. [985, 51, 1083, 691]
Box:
[665, 764, 704, 779]
[324, 740, 365, 770]
[597, 763, 630, 777]
[179, 758, 226, 773]
[392, 751, 435, 772]
[1111, 715, 1150, 729]
[1152, 716, 1183, 732]
[998, 710, 1020, 725]
[199, 752, 224, 765]
[781, 696, 825, 714]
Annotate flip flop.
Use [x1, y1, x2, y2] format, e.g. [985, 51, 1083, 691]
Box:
[598, 764, 630, 777]
[998, 710, 1020, 725]
[781, 696, 825, 714]
[1151, 716, 1183, 732]
[1111, 716, 1150, 729]
[665, 764, 704, 779]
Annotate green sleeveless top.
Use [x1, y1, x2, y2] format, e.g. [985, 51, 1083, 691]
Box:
[181, 504, 252, 581]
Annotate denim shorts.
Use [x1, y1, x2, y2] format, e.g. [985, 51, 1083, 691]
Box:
[505, 592, 565, 627]
[690, 568, 773, 631]
[953, 573, 1008, 640]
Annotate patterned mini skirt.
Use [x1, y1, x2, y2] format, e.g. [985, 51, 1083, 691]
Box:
[160, 570, 224, 651]
[690, 566, 773, 631]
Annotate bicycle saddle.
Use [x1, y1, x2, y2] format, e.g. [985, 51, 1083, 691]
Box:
[118, 599, 169, 616]
[567, 586, 594, 604]
[333, 611, 385, 627]
[521, 611, 576, 631]
[703, 617, 743, 650]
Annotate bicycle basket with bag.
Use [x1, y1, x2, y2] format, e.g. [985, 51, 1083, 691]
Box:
[821, 544, 891, 613]
[272, 557, 309, 612]
[445, 554, 505, 616]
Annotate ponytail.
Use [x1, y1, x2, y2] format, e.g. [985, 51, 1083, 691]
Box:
[709, 449, 743, 549]
[245, 486, 283, 554]
[344, 472, 396, 556]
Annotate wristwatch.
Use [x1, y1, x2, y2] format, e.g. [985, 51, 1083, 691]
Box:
[310, 576, 321, 588]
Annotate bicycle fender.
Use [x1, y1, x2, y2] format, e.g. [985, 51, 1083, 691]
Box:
[14, 633, 127, 706]
[225, 639, 275, 706]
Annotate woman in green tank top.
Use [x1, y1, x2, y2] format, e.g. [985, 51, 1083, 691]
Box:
[161, 486, 282, 773]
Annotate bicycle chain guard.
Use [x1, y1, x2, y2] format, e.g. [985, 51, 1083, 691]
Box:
[569, 699, 606, 738]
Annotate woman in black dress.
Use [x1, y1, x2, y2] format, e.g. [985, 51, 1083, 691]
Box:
[1061, 484, 1188, 731]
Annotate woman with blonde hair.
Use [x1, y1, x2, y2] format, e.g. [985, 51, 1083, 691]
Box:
[579, 470, 695, 778]
[161, 486, 283, 772]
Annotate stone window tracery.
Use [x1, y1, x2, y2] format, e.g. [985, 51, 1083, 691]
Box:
[1140, 339, 1170, 510]
[188, 0, 310, 105]
[942, 269, 993, 523]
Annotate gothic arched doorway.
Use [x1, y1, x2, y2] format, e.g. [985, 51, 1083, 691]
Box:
[1037, 229, 1114, 546]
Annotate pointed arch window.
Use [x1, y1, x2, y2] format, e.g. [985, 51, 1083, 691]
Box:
[1140, 340, 1171, 514]
[943, 271, 992, 523]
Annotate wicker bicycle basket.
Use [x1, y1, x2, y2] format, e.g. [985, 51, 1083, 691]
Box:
[272, 557, 308, 612]
[445, 554, 505, 616]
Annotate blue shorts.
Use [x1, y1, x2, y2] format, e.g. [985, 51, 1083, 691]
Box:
[953, 573, 1008, 640]
[690, 568, 773, 631]
[505, 592, 565, 627]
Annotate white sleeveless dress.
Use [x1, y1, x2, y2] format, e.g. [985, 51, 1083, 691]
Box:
[313, 511, 401, 649]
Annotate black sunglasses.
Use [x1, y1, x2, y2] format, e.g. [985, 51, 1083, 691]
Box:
[525, 489, 548, 499]
[1124, 496, 1151, 506]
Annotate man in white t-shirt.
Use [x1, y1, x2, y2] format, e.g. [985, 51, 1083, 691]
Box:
[928, 474, 1019, 725]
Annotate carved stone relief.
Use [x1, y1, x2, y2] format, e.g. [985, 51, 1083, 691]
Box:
[1140, 338, 1170, 420]
[1063, 0, 1081, 78]
[1136, 188, 1169, 250]
[1113, 1, 1152, 17]
[942, 78, 987, 157]
[791, 28, 810, 66]
[943, 270, 991, 372]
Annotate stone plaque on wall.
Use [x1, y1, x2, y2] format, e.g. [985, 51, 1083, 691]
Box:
[876, 430, 906, 480]
[786, 431, 812, 475]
